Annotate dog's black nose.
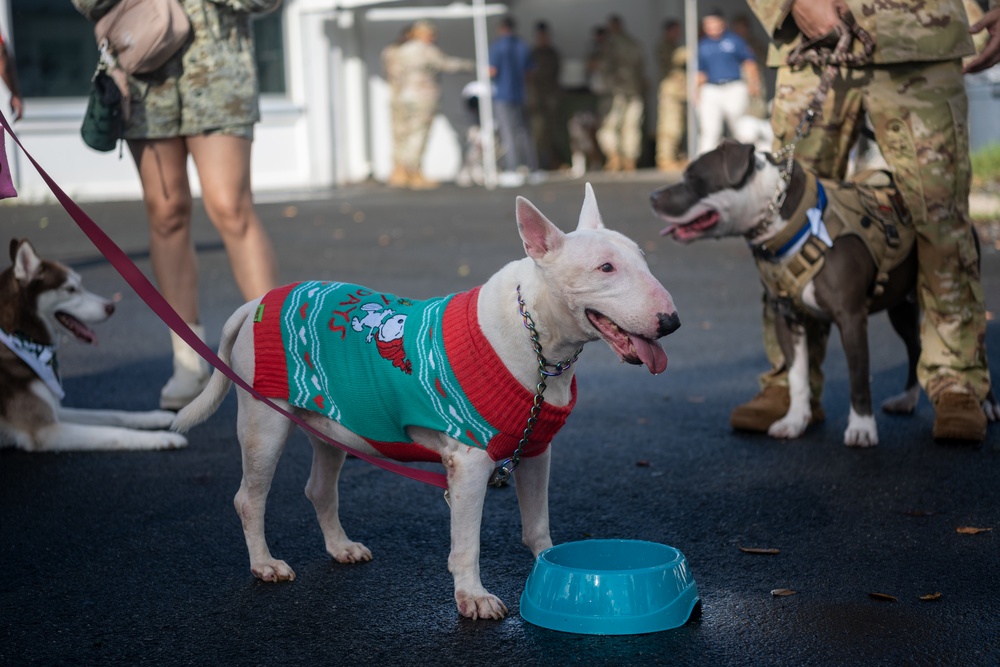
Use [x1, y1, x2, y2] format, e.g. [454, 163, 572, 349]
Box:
[105, 303, 115, 316]
[657, 311, 680, 336]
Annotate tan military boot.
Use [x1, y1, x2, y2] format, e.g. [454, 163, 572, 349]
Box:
[932, 391, 987, 443]
[387, 165, 409, 188]
[730, 385, 825, 433]
[160, 324, 211, 411]
[407, 171, 439, 190]
[621, 158, 637, 172]
[603, 154, 621, 172]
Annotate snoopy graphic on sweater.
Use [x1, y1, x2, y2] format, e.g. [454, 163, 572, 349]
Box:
[351, 302, 412, 374]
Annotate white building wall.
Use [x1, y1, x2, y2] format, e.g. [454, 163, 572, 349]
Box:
[0, 0, 730, 204]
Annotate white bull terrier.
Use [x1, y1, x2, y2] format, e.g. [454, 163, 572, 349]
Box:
[173, 184, 680, 620]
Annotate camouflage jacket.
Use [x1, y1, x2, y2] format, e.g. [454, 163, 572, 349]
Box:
[73, 0, 280, 135]
[658, 39, 687, 100]
[605, 31, 646, 96]
[746, 0, 976, 67]
[395, 39, 474, 104]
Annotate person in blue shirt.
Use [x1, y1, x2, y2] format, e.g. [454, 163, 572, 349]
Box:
[489, 16, 539, 185]
[696, 10, 762, 155]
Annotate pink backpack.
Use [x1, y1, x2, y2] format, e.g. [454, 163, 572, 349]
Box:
[95, 0, 191, 75]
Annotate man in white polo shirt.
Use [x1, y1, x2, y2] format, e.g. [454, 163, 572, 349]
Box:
[696, 10, 762, 155]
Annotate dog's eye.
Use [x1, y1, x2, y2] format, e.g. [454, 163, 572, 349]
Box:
[599, 263, 614, 273]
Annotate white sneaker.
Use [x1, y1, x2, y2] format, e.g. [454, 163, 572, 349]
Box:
[497, 171, 525, 188]
[160, 325, 211, 410]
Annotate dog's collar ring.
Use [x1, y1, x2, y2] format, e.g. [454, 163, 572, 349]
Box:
[486, 286, 581, 489]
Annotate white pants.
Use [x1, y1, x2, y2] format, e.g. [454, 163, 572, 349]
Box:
[696, 80, 757, 155]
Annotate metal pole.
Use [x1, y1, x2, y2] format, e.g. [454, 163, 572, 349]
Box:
[472, 0, 497, 189]
[685, 0, 698, 160]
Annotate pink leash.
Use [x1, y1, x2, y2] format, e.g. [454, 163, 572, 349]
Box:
[0, 111, 448, 489]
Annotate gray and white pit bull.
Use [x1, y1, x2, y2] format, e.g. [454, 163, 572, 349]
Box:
[174, 185, 679, 620]
[649, 140, 997, 447]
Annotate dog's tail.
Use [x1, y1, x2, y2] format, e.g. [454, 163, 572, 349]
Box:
[171, 301, 253, 433]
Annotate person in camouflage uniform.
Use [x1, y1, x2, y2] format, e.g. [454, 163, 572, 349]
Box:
[394, 20, 474, 190]
[527, 21, 562, 171]
[740, 0, 1000, 442]
[596, 15, 647, 172]
[73, 0, 280, 411]
[655, 19, 687, 172]
[383, 25, 413, 188]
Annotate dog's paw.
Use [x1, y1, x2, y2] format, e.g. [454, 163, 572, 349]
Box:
[456, 589, 508, 620]
[767, 413, 809, 439]
[983, 394, 1000, 422]
[844, 411, 878, 447]
[881, 387, 920, 415]
[160, 431, 188, 449]
[146, 410, 181, 429]
[251, 559, 296, 582]
[328, 540, 372, 564]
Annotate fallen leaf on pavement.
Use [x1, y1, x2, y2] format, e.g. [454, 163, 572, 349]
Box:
[868, 593, 898, 602]
[771, 589, 796, 597]
[739, 546, 780, 555]
[956, 526, 993, 534]
[636, 460, 650, 467]
[919, 592, 942, 601]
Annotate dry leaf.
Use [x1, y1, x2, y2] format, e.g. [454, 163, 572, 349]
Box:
[868, 592, 898, 602]
[919, 592, 942, 601]
[771, 588, 797, 597]
[282, 205, 298, 218]
[739, 546, 780, 555]
[636, 460, 651, 467]
[636, 417, 649, 425]
[956, 526, 993, 534]
[899, 509, 936, 518]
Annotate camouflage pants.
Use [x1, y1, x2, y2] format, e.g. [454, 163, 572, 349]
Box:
[397, 98, 438, 171]
[656, 81, 686, 167]
[597, 93, 644, 161]
[530, 93, 562, 170]
[390, 96, 406, 167]
[758, 59, 990, 401]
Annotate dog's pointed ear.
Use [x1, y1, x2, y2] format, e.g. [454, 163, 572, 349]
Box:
[722, 141, 757, 188]
[517, 196, 564, 260]
[12, 239, 41, 282]
[577, 182, 606, 231]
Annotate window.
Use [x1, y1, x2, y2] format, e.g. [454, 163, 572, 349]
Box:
[10, 0, 286, 98]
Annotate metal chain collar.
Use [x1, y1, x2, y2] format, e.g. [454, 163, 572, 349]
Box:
[486, 285, 582, 488]
[746, 13, 872, 245]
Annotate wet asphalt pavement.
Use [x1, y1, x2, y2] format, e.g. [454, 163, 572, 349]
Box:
[1, 173, 998, 666]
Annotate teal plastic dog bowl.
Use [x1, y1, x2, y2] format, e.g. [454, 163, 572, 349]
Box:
[520, 539, 699, 635]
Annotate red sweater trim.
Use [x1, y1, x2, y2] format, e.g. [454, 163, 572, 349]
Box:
[253, 283, 299, 399]
[442, 287, 577, 461]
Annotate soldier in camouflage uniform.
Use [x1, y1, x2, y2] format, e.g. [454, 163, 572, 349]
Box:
[395, 20, 474, 190]
[739, 0, 1000, 442]
[596, 15, 647, 172]
[655, 19, 687, 172]
[383, 25, 413, 188]
[527, 21, 562, 171]
[73, 0, 280, 410]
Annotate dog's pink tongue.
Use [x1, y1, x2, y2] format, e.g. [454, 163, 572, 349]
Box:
[631, 335, 668, 375]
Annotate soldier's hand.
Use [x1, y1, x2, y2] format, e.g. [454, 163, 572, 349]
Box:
[790, 0, 847, 40]
[964, 7, 1000, 74]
